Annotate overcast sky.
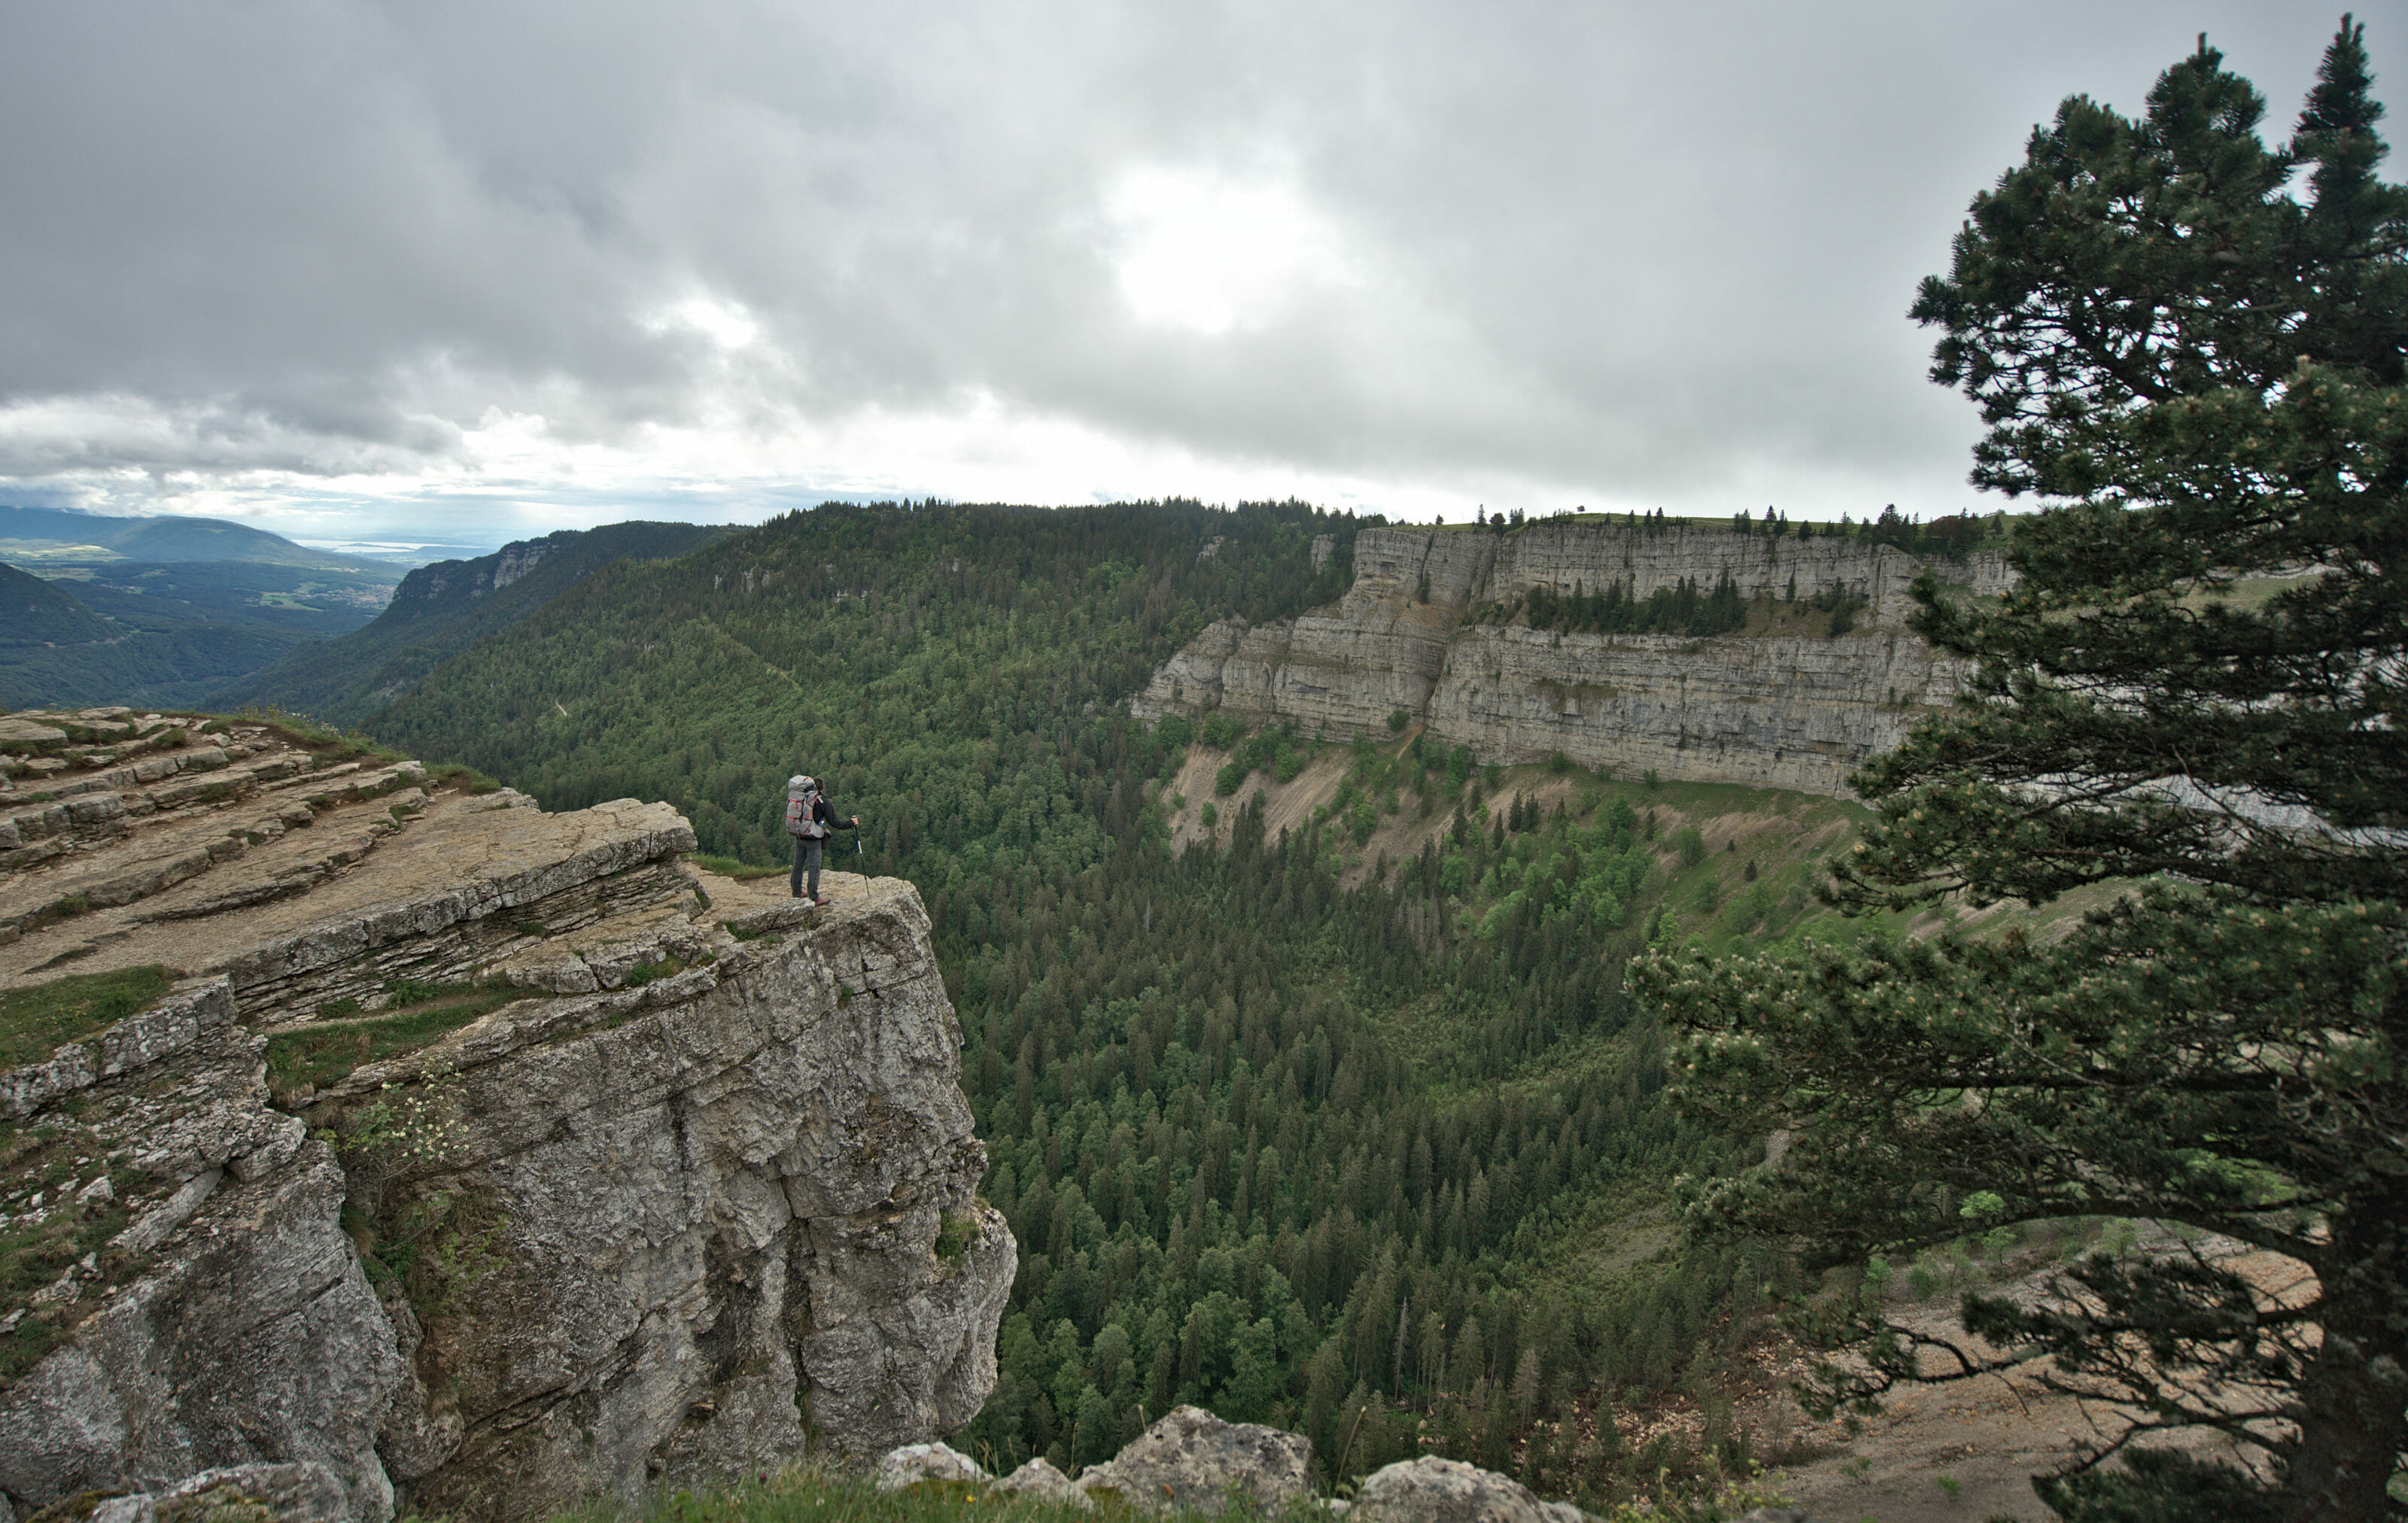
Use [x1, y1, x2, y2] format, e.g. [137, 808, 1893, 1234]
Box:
[0, 2, 2390, 552]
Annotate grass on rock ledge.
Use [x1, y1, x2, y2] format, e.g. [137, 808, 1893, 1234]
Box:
[0, 965, 175, 1070]
[266, 979, 542, 1098]
[686, 853, 789, 882]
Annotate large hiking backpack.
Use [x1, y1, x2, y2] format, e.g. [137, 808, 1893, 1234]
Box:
[785, 775, 827, 838]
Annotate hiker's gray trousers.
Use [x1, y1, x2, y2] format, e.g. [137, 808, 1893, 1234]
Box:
[791, 836, 822, 898]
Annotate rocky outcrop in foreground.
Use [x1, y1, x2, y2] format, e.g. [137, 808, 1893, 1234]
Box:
[1134, 521, 2011, 797]
[0, 710, 1012, 1523]
[874, 1409, 1818, 1522]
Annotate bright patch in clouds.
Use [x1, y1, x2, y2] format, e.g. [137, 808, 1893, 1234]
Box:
[1107, 166, 1352, 334]
[646, 293, 760, 351]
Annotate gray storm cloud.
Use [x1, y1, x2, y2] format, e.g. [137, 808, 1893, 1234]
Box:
[0, 0, 2376, 528]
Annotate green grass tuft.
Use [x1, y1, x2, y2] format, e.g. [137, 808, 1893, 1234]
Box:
[686, 853, 787, 881]
[935, 1210, 974, 1262]
[0, 965, 174, 1069]
[426, 761, 505, 795]
[623, 959, 683, 989]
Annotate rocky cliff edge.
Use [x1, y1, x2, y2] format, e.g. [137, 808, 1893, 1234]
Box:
[0, 711, 1012, 1523]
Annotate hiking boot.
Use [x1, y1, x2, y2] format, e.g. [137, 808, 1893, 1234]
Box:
[813, 895, 832, 907]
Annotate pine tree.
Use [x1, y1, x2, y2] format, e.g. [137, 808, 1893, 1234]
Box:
[1646, 22, 2407, 1521]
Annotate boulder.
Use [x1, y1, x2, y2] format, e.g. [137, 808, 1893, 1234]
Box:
[873, 1444, 987, 1491]
[1077, 1406, 1311, 1514]
[0, 718, 67, 750]
[993, 1458, 1091, 1508]
[1350, 1457, 1556, 1523]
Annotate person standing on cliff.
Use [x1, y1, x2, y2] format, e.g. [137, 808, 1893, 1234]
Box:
[784, 774, 859, 904]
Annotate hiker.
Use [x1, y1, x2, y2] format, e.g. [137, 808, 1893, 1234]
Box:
[784, 774, 859, 904]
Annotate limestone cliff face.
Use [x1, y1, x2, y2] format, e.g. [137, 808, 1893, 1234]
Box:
[0, 993, 403, 1521]
[1424, 624, 1962, 797]
[1133, 521, 2010, 796]
[0, 713, 1011, 1523]
[350, 881, 1013, 1522]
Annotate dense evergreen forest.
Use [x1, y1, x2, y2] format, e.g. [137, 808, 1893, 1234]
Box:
[1513, 574, 1749, 639]
[357, 500, 1788, 1503]
[0, 599, 315, 710]
[941, 777, 1779, 1497]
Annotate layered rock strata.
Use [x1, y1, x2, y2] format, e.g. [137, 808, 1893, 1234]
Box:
[339, 877, 1014, 1523]
[0, 715, 1011, 1523]
[1133, 521, 2011, 797]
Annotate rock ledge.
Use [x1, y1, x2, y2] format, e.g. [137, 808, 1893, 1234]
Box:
[1, 723, 1012, 1523]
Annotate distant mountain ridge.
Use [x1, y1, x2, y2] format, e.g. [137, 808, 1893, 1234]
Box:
[212, 520, 733, 725]
[0, 505, 397, 573]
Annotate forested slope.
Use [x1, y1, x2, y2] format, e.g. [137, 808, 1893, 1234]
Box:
[367, 501, 1352, 865]
[0, 561, 114, 646]
[216, 520, 730, 725]
[362, 500, 1789, 1505]
[0, 561, 320, 710]
[0, 622, 311, 711]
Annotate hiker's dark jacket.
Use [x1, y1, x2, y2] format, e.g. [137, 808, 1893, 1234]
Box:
[802, 795, 857, 837]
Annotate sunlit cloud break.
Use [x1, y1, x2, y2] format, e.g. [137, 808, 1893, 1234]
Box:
[1107, 165, 1357, 336]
